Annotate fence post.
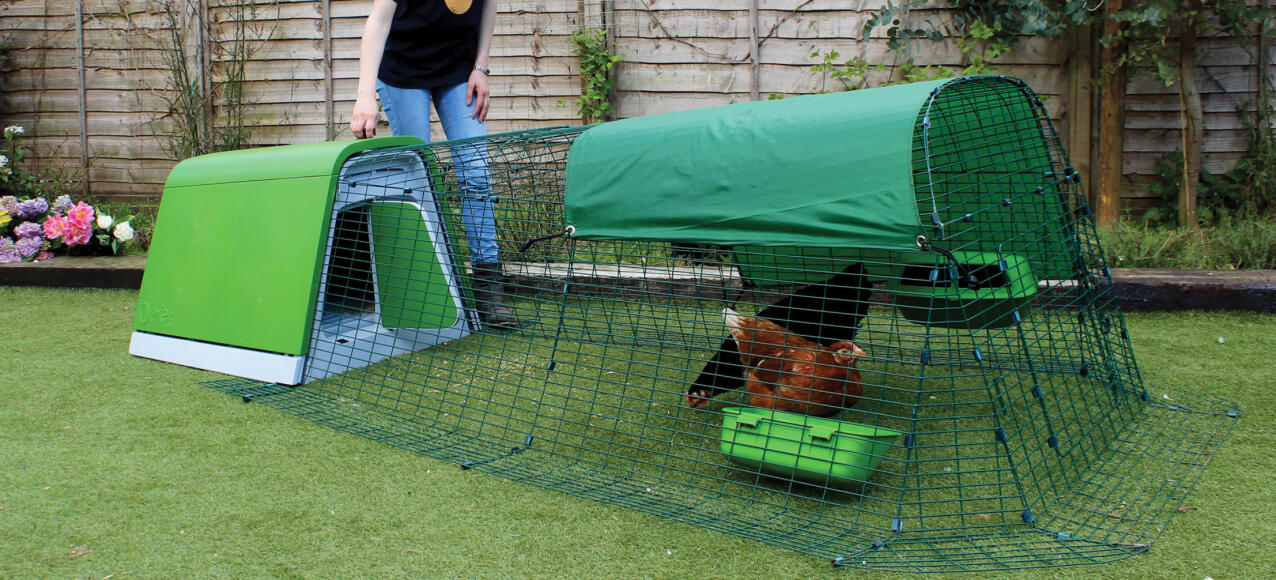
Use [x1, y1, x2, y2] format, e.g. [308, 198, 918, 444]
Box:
[1065, 22, 1093, 200]
[323, 0, 335, 139]
[1259, 10, 1271, 129]
[192, 0, 211, 146]
[749, 0, 760, 101]
[1094, 0, 1127, 227]
[75, 1, 89, 196]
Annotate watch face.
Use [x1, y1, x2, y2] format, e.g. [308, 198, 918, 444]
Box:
[444, 0, 472, 14]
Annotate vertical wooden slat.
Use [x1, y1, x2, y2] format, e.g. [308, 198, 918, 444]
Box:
[1095, 0, 1127, 226]
[75, 0, 89, 196]
[1177, 2, 1202, 228]
[194, 0, 211, 146]
[1259, 11, 1271, 129]
[1065, 21, 1093, 197]
[323, 0, 334, 140]
[603, 0, 615, 50]
[749, 0, 760, 101]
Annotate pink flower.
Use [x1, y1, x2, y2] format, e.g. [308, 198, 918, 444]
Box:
[35, 251, 54, 260]
[66, 202, 95, 229]
[63, 222, 92, 246]
[43, 214, 67, 240]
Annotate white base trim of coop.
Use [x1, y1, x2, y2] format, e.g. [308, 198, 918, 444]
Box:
[129, 331, 306, 385]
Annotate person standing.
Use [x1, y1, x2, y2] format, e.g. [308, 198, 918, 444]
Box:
[350, 0, 516, 327]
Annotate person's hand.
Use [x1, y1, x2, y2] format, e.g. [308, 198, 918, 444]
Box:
[350, 94, 380, 139]
[467, 69, 490, 122]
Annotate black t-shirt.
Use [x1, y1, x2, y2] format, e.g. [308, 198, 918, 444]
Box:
[378, 0, 484, 89]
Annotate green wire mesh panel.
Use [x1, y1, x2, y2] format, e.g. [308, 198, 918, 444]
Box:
[203, 76, 1237, 572]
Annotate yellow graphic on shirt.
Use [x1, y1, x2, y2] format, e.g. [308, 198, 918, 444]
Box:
[444, 0, 472, 14]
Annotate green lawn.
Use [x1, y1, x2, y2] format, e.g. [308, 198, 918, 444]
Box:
[2, 287, 1273, 579]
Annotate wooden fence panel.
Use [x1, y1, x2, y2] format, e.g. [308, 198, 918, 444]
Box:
[0, 0, 1270, 207]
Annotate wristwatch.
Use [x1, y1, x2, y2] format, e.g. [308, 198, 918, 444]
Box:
[474, 65, 490, 75]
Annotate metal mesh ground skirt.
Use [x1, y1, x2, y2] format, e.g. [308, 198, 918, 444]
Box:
[200, 376, 1234, 572]
[194, 77, 1237, 572]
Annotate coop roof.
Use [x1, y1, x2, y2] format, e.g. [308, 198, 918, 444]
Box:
[564, 78, 950, 250]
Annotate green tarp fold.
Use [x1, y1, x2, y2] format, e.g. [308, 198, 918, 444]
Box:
[564, 79, 950, 250]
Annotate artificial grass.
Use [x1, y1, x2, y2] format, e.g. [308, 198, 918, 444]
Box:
[1, 287, 1273, 578]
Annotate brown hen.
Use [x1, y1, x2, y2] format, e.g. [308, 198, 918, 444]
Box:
[722, 308, 866, 417]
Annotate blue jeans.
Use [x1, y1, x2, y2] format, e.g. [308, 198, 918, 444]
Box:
[377, 80, 499, 266]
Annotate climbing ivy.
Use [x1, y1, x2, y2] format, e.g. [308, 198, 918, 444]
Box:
[567, 28, 623, 124]
[809, 49, 953, 93]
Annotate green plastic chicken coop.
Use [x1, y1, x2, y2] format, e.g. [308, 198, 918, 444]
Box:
[135, 76, 1238, 572]
[131, 136, 475, 384]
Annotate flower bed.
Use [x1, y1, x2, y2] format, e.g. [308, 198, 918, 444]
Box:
[0, 125, 139, 263]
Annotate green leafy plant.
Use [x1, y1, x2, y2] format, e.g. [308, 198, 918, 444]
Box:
[1207, 102, 1276, 221]
[954, 19, 1009, 75]
[809, 49, 872, 92]
[0, 125, 36, 198]
[808, 49, 952, 94]
[567, 28, 623, 124]
[1100, 216, 1276, 270]
[1, 125, 79, 201]
[861, 0, 1088, 76]
[1143, 103, 1275, 228]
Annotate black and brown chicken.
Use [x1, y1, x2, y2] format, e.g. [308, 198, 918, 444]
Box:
[686, 262, 872, 408]
[721, 308, 866, 417]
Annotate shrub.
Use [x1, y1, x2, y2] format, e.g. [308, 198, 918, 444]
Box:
[1099, 216, 1276, 270]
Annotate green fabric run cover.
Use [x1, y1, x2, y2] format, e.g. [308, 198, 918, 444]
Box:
[564, 79, 949, 250]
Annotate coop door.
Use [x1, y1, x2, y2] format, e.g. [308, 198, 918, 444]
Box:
[367, 200, 462, 330]
[305, 150, 474, 383]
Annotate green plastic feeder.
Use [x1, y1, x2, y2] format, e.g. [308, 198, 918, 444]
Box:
[890, 251, 1036, 329]
[720, 407, 901, 488]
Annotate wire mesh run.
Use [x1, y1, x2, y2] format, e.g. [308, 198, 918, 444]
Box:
[202, 76, 1237, 572]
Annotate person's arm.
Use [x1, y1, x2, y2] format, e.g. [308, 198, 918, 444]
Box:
[467, 0, 497, 121]
[350, 0, 397, 139]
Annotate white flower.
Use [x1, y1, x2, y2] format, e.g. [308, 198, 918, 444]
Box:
[0, 155, 7, 168]
[97, 213, 114, 229]
[113, 221, 135, 242]
[3, 125, 23, 136]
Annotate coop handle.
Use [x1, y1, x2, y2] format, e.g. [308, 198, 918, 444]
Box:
[917, 236, 986, 291]
[518, 225, 576, 252]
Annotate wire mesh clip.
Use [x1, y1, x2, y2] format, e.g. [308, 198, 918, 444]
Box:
[460, 445, 528, 471]
[518, 225, 575, 252]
